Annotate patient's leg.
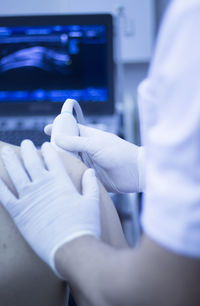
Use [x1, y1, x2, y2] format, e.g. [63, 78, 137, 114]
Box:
[0, 141, 127, 306]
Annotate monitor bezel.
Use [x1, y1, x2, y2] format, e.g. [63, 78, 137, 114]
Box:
[0, 14, 114, 116]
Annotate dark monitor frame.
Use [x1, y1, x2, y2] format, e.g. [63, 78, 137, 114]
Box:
[0, 14, 114, 116]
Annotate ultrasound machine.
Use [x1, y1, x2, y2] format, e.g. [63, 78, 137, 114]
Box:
[0, 14, 117, 147]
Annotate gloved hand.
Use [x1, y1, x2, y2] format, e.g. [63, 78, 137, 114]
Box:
[44, 124, 145, 193]
[0, 140, 101, 277]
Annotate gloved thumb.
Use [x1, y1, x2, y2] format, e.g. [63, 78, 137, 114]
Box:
[55, 134, 97, 155]
[82, 169, 99, 199]
[44, 124, 53, 136]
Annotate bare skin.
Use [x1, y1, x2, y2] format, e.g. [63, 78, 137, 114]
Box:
[0, 141, 127, 306]
[55, 235, 200, 306]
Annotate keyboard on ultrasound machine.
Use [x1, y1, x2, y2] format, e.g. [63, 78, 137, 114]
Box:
[0, 129, 50, 147]
[0, 117, 51, 147]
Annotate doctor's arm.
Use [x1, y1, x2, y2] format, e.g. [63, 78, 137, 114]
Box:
[55, 235, 141, 306]
[55, 230, 200, 306]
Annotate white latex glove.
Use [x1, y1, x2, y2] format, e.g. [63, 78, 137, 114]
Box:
[44, 124, 145, 193]
[0, 140, 100, 277]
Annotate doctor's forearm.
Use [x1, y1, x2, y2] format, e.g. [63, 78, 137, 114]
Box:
[55, 235, 135, 306]
[55, 234, 200, 306]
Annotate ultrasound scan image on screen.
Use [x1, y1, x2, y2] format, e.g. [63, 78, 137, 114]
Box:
[0, 24, 108, 103]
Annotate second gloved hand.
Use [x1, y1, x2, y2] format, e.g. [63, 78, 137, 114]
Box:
[45, 124, 145, 193]
[0, 140, 101, 277]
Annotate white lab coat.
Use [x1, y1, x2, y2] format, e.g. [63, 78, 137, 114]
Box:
[139, 0, 200, 257]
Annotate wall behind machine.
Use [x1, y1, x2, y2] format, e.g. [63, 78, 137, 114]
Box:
[65, 0, 155, 63]
[1, 0, 68, 15]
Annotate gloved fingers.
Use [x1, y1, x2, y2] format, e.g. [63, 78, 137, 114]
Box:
[21, 140, 46, 181]
[1, 146, 30, 196]
[44, 124, 52, 136]
[45, 123, 107, 139]
[81, 168, 99, 199]
[0, 177, 17, 210]
[56, 134, 97, 156]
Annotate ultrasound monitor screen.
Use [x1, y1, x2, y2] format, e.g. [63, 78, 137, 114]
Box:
[0, 23, 110, 105]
